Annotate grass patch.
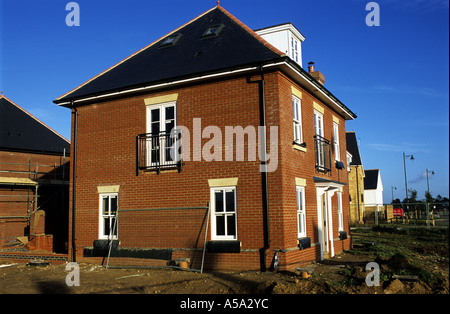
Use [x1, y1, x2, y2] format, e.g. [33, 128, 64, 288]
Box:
[351, 227, 448, 284]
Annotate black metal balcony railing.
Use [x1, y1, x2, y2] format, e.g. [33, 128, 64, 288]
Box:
[314, 134, 332, 174]
[136, 130, 182, 175]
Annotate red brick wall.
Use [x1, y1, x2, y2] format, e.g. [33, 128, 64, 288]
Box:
[0, 150, 69, 250]
[69, 70, 352, 271]
[271, 72, 352, 270]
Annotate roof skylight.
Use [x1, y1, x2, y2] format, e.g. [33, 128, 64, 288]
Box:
[159, 33, 182, 47]
[202, 24, 224, 38]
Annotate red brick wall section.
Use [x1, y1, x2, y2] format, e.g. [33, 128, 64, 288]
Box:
[0, 150, 69, 249]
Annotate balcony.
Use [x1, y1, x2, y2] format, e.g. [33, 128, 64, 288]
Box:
[314, 135, 332, 174]
[136, 130, 182, 175]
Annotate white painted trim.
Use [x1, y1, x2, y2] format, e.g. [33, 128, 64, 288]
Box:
[327, 192, 335, 257]
[210, 186, 238, 241]
[98, 193, 119, 240]
[296, 186, 307, 238]
[255, 23, 305, 42]
[262, 61, 356, 120]
[56, 67, 258, 106]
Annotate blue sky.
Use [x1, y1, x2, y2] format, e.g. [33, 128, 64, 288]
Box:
[1, 0, 449, 202]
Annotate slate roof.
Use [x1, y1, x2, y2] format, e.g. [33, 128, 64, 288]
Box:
[54, 5, 283, 104]
[346, 131, 362, 166]
[0, 95, 70, 154]
[364, 169, 380, 190]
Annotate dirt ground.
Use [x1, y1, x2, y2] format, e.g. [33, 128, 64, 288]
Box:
[0, 227, 448, 294]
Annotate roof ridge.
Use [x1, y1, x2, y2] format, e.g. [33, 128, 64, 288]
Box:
[55, 6, 218, 101]
[1, 94, 70, 144]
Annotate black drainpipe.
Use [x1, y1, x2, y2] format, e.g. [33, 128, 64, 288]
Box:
[258, 66, 270, 272]
[71, 100, 78, 262]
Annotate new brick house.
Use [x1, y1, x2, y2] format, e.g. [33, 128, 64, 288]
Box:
[54, 4, 356, 271]
[346, 131, 365, 224]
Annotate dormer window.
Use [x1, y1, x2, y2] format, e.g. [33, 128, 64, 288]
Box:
[291, 36, 299, 63]
[202, 24, 224, 38]
[255, 23, 305, 67]
[159, 33, 182, 47]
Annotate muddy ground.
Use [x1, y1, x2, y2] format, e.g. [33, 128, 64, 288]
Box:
[0, 226, 448, 295]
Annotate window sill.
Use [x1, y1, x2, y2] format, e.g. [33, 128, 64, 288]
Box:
[292, 142, 307, 153]
[206, 240, 241, 253]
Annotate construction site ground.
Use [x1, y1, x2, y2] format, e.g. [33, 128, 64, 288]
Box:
[0, 226, 448, 295]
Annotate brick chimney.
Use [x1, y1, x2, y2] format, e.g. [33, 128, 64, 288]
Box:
[308, 61, 325, 85]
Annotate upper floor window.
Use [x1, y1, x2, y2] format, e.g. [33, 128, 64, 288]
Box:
[144, 101, 179, 169]
[292, 95, 303, 144]
[314, 109, 331, 173]
[314, 110, 324, 137]
[290, 36, 299, 63]
[333, 122, 340, 161]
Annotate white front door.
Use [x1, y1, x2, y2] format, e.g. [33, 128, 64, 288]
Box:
[316, 188, 328, 260]
[321, 192, 328, 254]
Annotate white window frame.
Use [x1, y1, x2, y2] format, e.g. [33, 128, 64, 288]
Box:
[146, 101, 177, 167]
[99, 193, 118, 240]
[314, 110, 325, 168]
[314, 110, 324, 137]
[292, 95, 303, 144]
[337, 192, 344, 231]
[296, 186, 307, 238]
[333, 122, 340, 161]
[290, 36, 299, 63]
[210, 186, 237, 240]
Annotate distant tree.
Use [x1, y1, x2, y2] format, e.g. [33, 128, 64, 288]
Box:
[425, 191, 433, 203]
[409, 189, 418, 203]
[392, 198, 401, 205]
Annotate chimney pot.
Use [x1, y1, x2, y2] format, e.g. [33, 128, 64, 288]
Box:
[308, 61, 325, 85]
[308, 61, 315, 73]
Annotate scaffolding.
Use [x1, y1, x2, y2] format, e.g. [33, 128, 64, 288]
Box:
[0, 159, 69, 251]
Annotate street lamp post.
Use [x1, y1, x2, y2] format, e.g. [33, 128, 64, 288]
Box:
[391, 186, 397, 203]
[425, 169, 435, 229]
[426, 169, 435, 195]
[403, 152, 414, 202]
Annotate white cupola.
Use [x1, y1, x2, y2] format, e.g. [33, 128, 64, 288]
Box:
[255, 23, 305, 67]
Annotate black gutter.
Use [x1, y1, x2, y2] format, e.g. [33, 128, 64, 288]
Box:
[71, 101, 78, 262]
[258, 66, 270, 272]
[53, 56, 357, 121]
[282, 57, 357, 120]
[52, 59, 284, 106]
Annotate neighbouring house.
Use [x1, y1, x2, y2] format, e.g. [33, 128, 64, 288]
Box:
[54, 4, 356, 271]
[364, 169, 384, 214]
[0, 93, 70, 257]
[346, 131, 365, 224]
